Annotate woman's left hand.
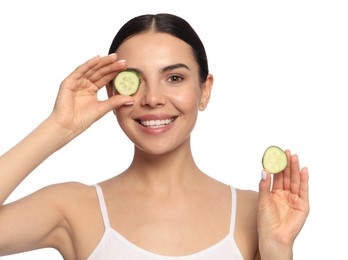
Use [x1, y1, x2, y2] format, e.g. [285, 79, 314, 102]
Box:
[257, 150, 309, 251]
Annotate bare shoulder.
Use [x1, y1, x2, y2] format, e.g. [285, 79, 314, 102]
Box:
[23, 181, 99, 223]
[38, 181, 97, 210]
[236, 189, 258, 210]
[35, 181, 94, 201]
[35, 182, 102, 258]
[3, 181, 94, 211]
[44, 181, 92, 192]
[235, 188, 258, 222]
[49, 181, 94, 194]
[0, 182, 98, 258]
[234, 188, 259, 259]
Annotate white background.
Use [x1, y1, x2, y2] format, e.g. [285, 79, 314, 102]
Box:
[0, 0, 347, 259]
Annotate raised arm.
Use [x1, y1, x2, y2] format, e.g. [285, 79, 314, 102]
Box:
[0, 54, 134, 256]
[0, 54, 133, 204]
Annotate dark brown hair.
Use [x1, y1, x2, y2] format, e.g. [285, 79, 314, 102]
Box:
[108, 13, 209, 83]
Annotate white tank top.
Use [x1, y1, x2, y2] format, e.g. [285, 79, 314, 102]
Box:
[88, 184, 244, 260]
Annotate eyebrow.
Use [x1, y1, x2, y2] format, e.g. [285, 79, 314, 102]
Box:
[127, 63, 191, 76]
[160, 63, 191, 73]
[125, 68, 142, 75]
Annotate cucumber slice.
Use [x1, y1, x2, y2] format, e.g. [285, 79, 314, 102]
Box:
[114, 70, 140, 96]
[262, 145, 288, 174]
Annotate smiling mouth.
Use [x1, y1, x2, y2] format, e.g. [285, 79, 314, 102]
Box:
[136, 117, 177, 128]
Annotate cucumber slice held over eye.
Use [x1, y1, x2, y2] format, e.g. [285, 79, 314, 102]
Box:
[262, 145, 288, 174]
[114, 70, 141, 96]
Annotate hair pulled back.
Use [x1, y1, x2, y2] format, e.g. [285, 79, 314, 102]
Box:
[108, 13, 209, 83]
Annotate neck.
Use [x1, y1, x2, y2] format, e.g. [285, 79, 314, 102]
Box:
[124, 139, 203, 194]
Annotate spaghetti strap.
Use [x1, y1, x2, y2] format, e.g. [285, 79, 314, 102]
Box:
[88, 184, 244, 259]
[93, 184, 111, 229]
[229, 186, 237, 234]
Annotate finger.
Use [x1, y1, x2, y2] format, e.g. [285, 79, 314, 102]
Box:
[271, 150, 290, 191]
[89, 59, 127, 86]
[272, 169, 283, 190]
[299, 167, 309, 202]
[283, 150, 291, 191]
[97, 95, 134, 119]
[259, 169, 272, 204]
[83, 54, 119, 79]
[93, 71, 119, 90]
[290, 154, 301, 195]
[67, 55, 102, 80]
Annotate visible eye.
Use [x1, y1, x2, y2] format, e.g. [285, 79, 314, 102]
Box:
[168, 74, 184, 84]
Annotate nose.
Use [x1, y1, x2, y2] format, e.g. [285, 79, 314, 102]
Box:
[139, 82, 166, 108]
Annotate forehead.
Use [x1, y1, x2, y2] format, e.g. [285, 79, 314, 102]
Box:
[116, 32, 197, 67]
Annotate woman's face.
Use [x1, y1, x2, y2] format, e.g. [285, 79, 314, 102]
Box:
[109, 32, 212, 154]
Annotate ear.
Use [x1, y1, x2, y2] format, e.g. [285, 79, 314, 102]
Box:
[199, 74, 213, 111]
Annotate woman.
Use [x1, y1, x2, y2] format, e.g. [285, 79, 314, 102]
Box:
[0, 13, 309, 259]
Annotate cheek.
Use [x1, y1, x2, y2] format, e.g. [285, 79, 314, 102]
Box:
[115, 106, 133, 127]
[169, 89, 201, 112]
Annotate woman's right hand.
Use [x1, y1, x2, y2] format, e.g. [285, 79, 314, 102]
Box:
[0, 55, 134, 207]
[50, 54, 134, 139]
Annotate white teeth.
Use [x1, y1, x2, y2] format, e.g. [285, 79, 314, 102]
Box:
[140, 118, 174, 128]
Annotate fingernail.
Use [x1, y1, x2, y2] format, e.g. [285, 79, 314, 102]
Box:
[117, 59, 126, 63]
[91, 55, 100, 60]
[261, 170, 267, 180]
[124, 101, 134, 106]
